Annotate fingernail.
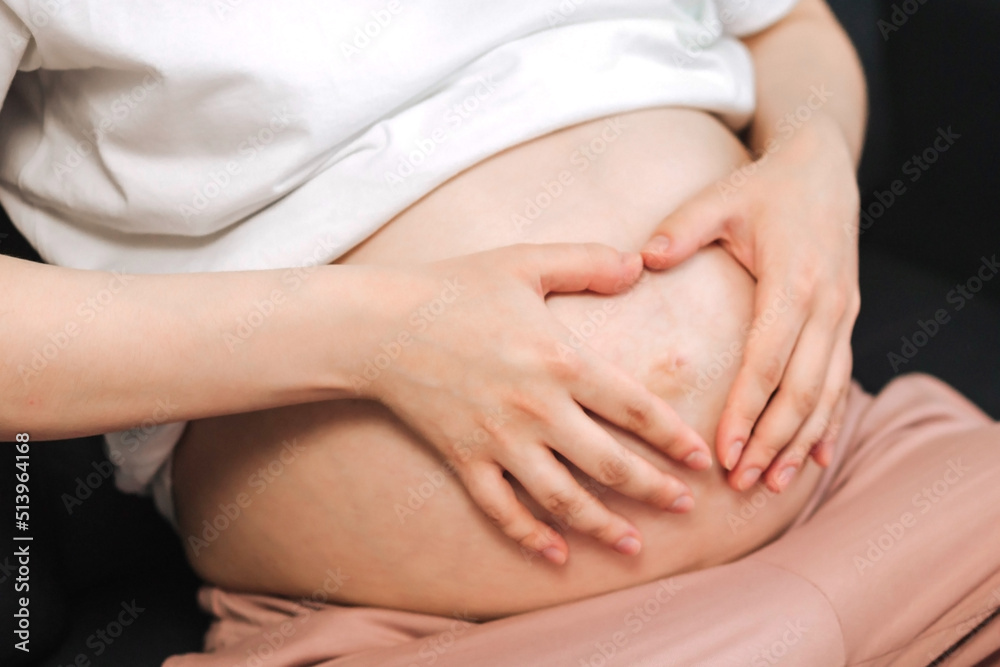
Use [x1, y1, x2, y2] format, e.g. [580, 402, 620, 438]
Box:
[776, 465, 797, 491]
[684, 450, 712, 470]
[737, 467, 761, 491]
[614, 535, 642, 556]
[669, 494, 694, 513]
[724, 440, 744, 471]
[643, 236, 670, 257]
[542, 546, 567, 565]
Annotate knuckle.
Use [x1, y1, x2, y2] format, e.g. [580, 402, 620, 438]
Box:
[597, 455, 632, 486]
[824, 286, 859, 323]
[506, 389, 546, 423]
[536, 522, 560, 544]
[516, 534, 538, 551]
[792, 383, 822, 416]
[480, 501, 516, 531]
[847, 288, 862, 320]
[547, 352, 584, 383]
[449, 440, 477, 463]
[622, 396, 653, 432]
[518, 524, 552, 551]
[590, 520, 623, 544]
[754, 354, 785, 390]
[793, 262, 822, 291]
[543, 489, 588, 520]
[826, 290, 849, 320]
[644, 483, 675, 509]
[751, 434, 787, 460]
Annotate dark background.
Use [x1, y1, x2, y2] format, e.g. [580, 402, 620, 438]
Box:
[1, 1, 999, 665]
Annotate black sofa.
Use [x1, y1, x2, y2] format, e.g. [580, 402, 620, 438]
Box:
[2, 1, 998, 665]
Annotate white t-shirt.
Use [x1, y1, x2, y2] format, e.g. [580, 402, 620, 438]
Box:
[0, 0, 798, 511]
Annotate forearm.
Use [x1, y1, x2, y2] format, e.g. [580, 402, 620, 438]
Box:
[742, 0, 867, 165]
[0, 255, 372, 439]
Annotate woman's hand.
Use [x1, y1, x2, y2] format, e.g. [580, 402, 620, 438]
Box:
[641, 117, 860, 494]
[354, 243, 712, 565]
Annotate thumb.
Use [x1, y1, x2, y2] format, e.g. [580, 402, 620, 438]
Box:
[641, 189, 729, 270]
[517, 243, 644, 296]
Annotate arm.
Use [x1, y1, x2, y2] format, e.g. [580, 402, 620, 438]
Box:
[1, 254, 371, 438]
[0, 5, 708, 561]
[2, 245, 712, 564]
[642, 0, 867, 491]
[743, 0, 867, 165]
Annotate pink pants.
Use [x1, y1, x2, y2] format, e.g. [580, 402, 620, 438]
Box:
[165, 374, 1000, 667]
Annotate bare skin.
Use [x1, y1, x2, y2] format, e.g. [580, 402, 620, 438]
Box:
[173, 107, 825, 618]
[1, 0, 865, 566]
[648, 0, 866, 492]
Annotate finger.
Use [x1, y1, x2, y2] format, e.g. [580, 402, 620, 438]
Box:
[510, 448, 644, 556]
[459, 462, 570, 565]
[811, 295, 859, 467]
[716, 278, 805, 473]
[546, 408, 695, 513]
[814, 391, 849, 467]
[764, 339, 852, 492]
[516, 243, 645, 296]
[730, 315, 836, 491]
[571, 349, 712, 468]
[810, 343, 854, 468]
[640, 186, 728, 270]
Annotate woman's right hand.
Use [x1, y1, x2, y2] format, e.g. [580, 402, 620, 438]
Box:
[353, 243, 711, 565]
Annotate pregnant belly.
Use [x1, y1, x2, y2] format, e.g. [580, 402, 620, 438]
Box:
[172, 108, 823, 618]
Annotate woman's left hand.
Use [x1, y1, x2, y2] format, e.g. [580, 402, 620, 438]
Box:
[641, 117, 861, 494]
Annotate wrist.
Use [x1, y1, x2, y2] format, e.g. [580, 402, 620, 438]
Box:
[302, 263, 428, 403]
[296, 264, 382, 401]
